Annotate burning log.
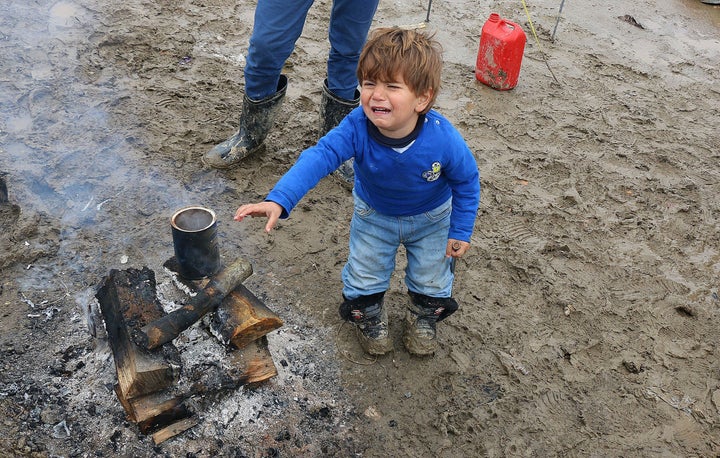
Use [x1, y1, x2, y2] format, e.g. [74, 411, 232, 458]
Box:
[152, 417, 199, 445]
[226, 335, 278, 385]
[205, 280, 283, 386]
[178, 335, 279, 395]
[210, 284, 284, 349]
[136, 257, 253, 350]
[115, 388, 186, 426]
[96, 256, 283, 444]
[96, 268, 191, 443]
[96, 268, 178, 399]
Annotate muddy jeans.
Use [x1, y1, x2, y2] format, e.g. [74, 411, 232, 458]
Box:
[342, 191, 455, 300]
[244, 0, 379, 100]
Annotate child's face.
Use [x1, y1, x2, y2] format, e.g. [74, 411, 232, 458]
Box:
[360, 74, 432, 139]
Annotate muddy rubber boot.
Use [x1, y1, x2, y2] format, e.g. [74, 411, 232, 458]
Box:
[320, 79, 359, 189]
[403, 292, 459, 356]
[339, 292, 392, 355]
[202, 75, 287, 169]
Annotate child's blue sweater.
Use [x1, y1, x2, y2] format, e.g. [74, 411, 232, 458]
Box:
[266, 107, 480, 242]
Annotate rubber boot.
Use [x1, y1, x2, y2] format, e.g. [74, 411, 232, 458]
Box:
[403, 291, 459, 356]
[320, 79, 359, 190]
[339, 292, 392, 355]
[202, 75, 287, 169]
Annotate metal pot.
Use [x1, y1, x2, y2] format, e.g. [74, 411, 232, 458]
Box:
[170, 206, 221, 280]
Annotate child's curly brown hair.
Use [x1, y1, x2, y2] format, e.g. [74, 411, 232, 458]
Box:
[356, 27, 443, 114]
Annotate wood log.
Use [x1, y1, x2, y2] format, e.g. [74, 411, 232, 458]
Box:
[136, 257, 253, 350]
[226, 335, 278, 385]
[210, 284, 284, 349]
[151, 417, 199, 445]
[114, 386, 185, 425]
[96, 268, 177, 400]
[97, 264, 281, 444]
[138, 402, 193, 435]
[176, 335, 278, 395]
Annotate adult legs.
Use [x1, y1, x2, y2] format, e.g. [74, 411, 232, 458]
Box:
[323, 0, 379, 186]
[203, 0, 315, 168]
[245, 0, 315, 99]
[326, 0, 379, 99]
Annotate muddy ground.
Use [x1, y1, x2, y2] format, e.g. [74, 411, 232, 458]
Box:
[2, 0, 720, 456]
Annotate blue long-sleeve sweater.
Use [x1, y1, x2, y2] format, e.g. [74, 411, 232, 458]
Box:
[267, 107, 481, 241]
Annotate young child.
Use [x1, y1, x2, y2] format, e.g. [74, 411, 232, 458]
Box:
[234, 27, 480, 356]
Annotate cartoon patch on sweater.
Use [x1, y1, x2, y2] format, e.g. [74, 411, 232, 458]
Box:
[422, 161, 442, 182]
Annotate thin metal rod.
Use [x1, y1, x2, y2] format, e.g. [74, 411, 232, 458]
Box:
[426, 0, 433, 22]
[551, 0, 566, 41]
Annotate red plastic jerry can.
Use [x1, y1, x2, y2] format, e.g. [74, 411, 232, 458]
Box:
[475, 13, 527, 90]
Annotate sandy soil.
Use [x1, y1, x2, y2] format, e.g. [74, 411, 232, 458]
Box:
[2, 0, 720, 456]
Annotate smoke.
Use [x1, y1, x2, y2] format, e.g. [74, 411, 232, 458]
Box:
[0, 2, 207, 297]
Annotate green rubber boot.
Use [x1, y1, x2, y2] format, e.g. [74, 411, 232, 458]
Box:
[202, 75, 287, 169]
[320, 79, 359, 189]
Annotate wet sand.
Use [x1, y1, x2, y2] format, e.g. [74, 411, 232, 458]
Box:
[1, 0, 719, 456]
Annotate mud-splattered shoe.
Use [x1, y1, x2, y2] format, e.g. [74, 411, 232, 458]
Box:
[339, 292, 392, 355]
[403, 292, 459, 356]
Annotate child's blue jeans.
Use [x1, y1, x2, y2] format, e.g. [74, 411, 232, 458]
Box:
[342, 191, 455, 300]
[245, 0, 379, 101]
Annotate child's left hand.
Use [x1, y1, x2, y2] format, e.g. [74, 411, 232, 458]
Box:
[446, 239, 469, 258]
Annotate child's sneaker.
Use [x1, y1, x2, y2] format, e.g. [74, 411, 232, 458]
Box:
[339, 293, 392, 355]
[403, 292, 458, 356]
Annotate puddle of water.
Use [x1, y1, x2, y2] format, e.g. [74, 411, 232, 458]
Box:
[6, 115, 33, 133]
[49, 1, 80, 26]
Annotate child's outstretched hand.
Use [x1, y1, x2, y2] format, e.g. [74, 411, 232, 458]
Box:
[446, 239, 469, 258]
[234, 201, 283, 233]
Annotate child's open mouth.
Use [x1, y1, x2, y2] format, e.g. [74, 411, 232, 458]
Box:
[372, 107, 390, 113]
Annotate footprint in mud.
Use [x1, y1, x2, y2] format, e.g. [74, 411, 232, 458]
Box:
[432, 372, 503, 405]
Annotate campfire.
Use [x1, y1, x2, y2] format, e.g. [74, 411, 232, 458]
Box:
[94, 207, 283, 445]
